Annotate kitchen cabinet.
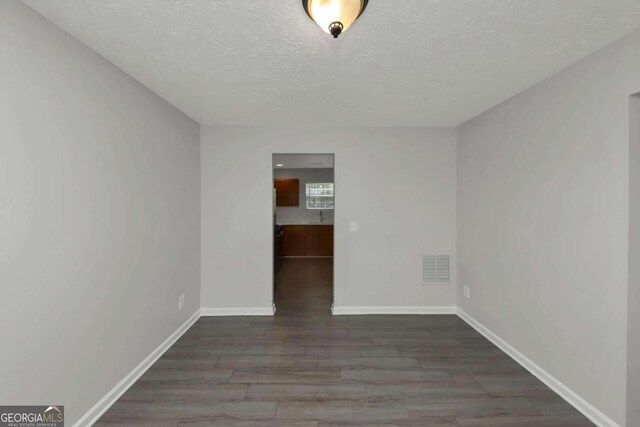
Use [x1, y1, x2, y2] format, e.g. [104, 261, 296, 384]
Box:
[274, 178, 299, 207]
[282, 225, 333, 257]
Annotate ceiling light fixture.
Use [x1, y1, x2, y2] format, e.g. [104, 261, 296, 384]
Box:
[302, 0, 369, 39]
[276, 164, 284, 167]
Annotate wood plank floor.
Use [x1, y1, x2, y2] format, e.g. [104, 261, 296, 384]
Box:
[96, 258, 593, 426]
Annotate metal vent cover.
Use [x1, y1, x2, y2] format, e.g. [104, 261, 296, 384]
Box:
[422, 255, 451, 284]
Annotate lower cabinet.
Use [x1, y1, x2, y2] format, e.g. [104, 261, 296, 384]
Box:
[282, 225, 334, 257]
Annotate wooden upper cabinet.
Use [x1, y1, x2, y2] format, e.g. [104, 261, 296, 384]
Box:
[274, 178, 299, 207]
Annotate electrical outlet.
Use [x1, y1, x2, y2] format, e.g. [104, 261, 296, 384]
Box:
[463, 286, 470, 299]
[349, 221, 358, 232]
[178, 294, 185, 310]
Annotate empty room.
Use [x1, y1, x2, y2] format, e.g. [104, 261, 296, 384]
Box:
[1, 1, 640, 426]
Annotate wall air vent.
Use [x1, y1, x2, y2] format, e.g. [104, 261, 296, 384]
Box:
[422, 255, 451, 284]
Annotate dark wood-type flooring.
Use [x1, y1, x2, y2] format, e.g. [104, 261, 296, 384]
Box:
[97, 258, 593, 426]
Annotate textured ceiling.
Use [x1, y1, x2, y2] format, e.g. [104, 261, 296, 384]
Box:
[22, 0, 640, 127]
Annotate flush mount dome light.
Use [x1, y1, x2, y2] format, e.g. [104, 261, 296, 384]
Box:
[302, 0, 369, 38]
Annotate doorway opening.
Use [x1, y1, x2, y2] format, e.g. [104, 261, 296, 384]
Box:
[272, 154, 335, 315]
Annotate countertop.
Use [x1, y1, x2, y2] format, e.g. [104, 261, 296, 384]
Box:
[277, 222, 334, 226]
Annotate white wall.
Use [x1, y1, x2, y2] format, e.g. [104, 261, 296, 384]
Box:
[0, 2, 200, 425]
[274, 168, 335, 225]
[201, 127, 457, 311]
[628, 94, 640, 426]
[458, 29, 640, 426]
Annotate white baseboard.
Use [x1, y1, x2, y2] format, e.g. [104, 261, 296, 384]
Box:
[200, 306, 276, 316]
[456, 309, 620, 427]
[74, 309, 201, 427]
[332, 306, 457, 315]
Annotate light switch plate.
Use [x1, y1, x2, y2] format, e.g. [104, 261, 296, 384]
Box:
[349, 221, 358, 232]
[463, 286, 470, 299]
[178, 294, 185, 310]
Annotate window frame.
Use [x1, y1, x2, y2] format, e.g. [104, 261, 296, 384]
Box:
[305, 182, 335, 210]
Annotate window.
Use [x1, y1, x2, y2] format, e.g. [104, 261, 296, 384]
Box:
[306, 183, 334, 210]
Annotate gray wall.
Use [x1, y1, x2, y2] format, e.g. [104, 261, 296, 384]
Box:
[274, 168, 335, 225]
[458, 29, 640, 426]
[201, 127, 457, 311]
[0, 2, 200, 424]
[629, 94, 640, 426]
